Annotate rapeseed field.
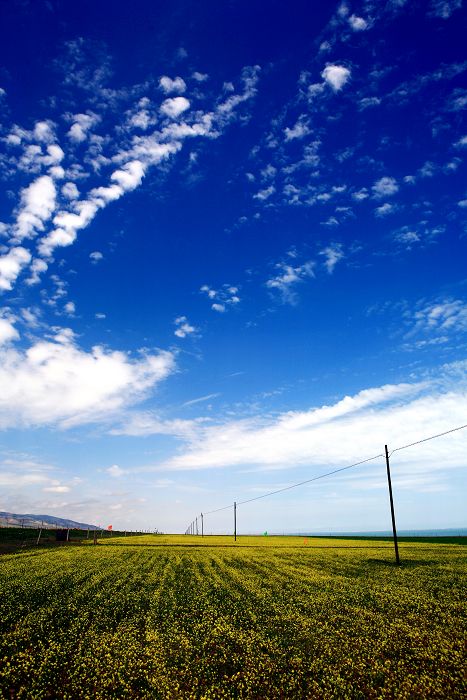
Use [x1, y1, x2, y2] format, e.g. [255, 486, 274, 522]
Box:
[0, 535, 465, 698]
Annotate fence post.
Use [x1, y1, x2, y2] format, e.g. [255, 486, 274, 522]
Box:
[385, 445, 400, 565]
[201, 513, 204, 537]
[234, 501, 237, 542]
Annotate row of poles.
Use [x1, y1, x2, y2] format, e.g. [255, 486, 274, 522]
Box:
[185, 445, 399, 563]
[185, 513, 205, 538]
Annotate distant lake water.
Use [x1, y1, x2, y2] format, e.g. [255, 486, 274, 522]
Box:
[283, 529, 467, 537]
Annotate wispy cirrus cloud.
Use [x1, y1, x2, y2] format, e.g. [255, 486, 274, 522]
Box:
[266, 258, 315, 304]
[158, 370, 467, 475]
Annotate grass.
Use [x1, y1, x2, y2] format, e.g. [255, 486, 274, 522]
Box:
[0, 535, 465, 698]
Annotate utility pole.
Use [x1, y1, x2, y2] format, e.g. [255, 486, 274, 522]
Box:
[201, 513, 204, 537]
[234, 501, 237, 542]
[385, 445, 400, 565]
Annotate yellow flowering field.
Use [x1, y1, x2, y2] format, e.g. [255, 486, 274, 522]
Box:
[0, 536, 465, 698]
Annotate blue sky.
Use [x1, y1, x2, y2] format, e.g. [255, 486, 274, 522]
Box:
[0, 0, 466, 533]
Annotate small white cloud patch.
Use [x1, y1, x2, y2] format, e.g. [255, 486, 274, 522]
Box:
[174, 316, 197, 338]
[372, 176, 399, 198]
[266, 259, 315, 304]
[107, 464, 125, 478]
[160, 97, 190, 118]
[90, 251, 103, 264]
[201, 284, 240, 312]
[321, 64, 351, 92]
[320, 244, 344, 274]
[348, 14, 368, 31]
[159, 76, 187, 94]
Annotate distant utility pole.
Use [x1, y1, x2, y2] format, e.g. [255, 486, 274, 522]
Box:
[201, 513, 204, 537]
[385, 445, 400, 565]
[234, 501, 237, 542]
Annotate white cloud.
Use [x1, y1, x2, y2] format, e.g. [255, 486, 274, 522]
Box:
[455, 135, 467, 147]
[67, 112, 100, 143]
[201, 284, 240, 311]
[266, 260, 315, 303]
[359, 97, 381, 109]
[161, 375, 467, 473]
[284, 118, 310, 141]
[182, 393, 220, 407]
[0, 471, 51, 487]
[95, 313, 106, 319]
[43, 484, 70, 493]
[348, 14, 368, 30]
[0, 330, 176, 429]
[61, 182, 80, 200]
[0, 247, 32, 291]
[14, 175, 56, 242]
[410, 299, 467, 335]
[352, 188, 369, 201]
[192, 71, 208, 82]
[372, 176, 399, 197]
[308, 82, 325, 99]
[394, 228, 420, 246]
[3, 66, 260, 288]
[254, 185, 275, 201]
[160, 96, 191, 118]
[212, 303, 226, 313]
[111, 160, 145, 191]
[320, 244, 344, 273]
[429, 0, 462, 19]
[375, 202, 396, 217]
[64, 301, 75, 316]
[33, 121, 56, 143]
[0, 317, 19, 345]
[174, 316, 197, 338]
[90, 251, 103, 264]
[159, 76, 187, 94]
[107, 464, 125, 478]
[25, 258, 48, 286]
[109, 412, 204, 438]
[321, 64, 351, 92]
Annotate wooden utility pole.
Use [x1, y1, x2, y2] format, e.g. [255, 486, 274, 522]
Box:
[385, 445, 400, 565]
[234, 502, 237, 542]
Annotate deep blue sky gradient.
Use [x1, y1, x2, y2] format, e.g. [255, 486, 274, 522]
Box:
[0, 0, 466, 531]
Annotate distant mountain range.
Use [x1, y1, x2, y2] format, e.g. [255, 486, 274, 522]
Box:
[0, 511, 100, 530]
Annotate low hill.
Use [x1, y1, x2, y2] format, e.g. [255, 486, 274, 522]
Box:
[0, 511, 100, 530]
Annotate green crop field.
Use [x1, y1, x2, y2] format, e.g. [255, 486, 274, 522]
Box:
[0, 535, 465, 699]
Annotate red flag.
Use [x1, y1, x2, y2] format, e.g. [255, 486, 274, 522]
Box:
[107, 525, 113, 530]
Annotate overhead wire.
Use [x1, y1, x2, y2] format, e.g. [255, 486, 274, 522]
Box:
[185, 422, 467, 531]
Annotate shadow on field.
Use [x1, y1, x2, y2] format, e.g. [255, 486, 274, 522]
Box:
[366, 558, 440, 568]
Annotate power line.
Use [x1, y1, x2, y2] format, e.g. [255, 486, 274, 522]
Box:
[389, 422, 467, 456]
[236, 453, 383, 506]
[204, 504, 235, 516]
[185, 421, 467, 532]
